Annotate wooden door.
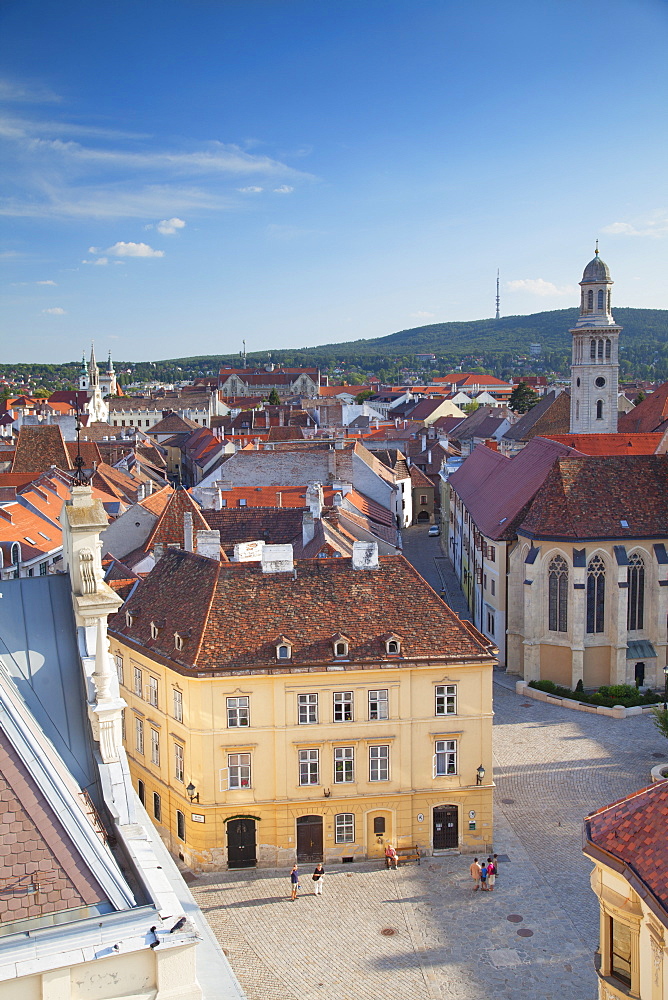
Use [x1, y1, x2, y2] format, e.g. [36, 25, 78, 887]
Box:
[296, 815, 323, 862]
[433, 806, 458, 849]
[227, 818, 257, 868]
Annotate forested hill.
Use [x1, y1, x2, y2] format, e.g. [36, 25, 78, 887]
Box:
[304, 307, 668, 357]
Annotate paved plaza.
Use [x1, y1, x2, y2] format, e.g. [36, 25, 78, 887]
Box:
[189, 539, 665, 998]
[191, 680, 662, 1000]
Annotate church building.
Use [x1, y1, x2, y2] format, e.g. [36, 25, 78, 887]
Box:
[79, 344, 117, 422]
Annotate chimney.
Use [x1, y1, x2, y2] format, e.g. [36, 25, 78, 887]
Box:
[196, 529, 221, 560]
[279, 409, 285, 427]
[153, 543, 164, 562]
[276, 491, 282, 508]
[427, 449, 432, 465]
[302, 511, 315, 547]
[328, 450, 337, 478]
[261, 543, 294, 574]
[306, 481, 324, 519]
[233, 540, 265, 562]
[352, 541, 379, 570]
[421, 432, 427, 451]
[214, 489, 223, 511]
[184, 511, 194, 552]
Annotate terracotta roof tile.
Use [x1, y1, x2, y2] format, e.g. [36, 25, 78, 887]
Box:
[542, 432, 667, 456]
[619, 381, 668, 434]
[203, 507, 304, 550]
[11, 425, 73, 474]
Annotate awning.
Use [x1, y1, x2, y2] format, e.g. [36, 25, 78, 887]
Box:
[626, 640, 657, 659]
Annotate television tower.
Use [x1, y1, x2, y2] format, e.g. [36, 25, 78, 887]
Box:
[495, 270, 500, 320]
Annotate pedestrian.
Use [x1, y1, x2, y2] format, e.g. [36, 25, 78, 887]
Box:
[493, 854, 499, 881]
[480, 862, 488, 891]
[312, 863, 324, 895]
[385, 844, 398, 870]
[486, 857, 496, 891]
[469, 857, 481, 891]
[290, 864, 300, 900]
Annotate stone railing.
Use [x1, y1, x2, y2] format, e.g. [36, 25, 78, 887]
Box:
[515, 681, 659, 720]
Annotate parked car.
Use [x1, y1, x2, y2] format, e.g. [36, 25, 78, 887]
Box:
[428, 525, 440, 536]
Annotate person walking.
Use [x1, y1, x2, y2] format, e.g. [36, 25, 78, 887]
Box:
[480, 861, 489, 891]
[312, 863, 324, 895]
[385, 844, 398, 870]
[492, 854, 500, 882]
[469, 857, 481, 891]
[486, 857, 496, 891]
[290, 864, 300, 900]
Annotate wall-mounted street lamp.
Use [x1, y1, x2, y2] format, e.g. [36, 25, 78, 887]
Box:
[323, 788, 331, 798]
[186, 782, 199, 803]
[476, 764, 486, 786]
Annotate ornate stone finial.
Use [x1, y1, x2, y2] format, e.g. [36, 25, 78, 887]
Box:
[595, 240, 599, 256]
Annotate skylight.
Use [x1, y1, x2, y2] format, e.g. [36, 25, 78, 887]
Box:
[24, 536, 36, 544]
[38, 531, 50, 539]
[620, 519, 629, 528]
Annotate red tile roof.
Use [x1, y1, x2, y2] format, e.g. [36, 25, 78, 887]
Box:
[204, 507, 304, 551]
[585, 782, 668, 915]
[11, 425, 72, 474]
[110, 550, 496, 672]
[543, 432, 667, 456]
[519, 455, 668, 539]
[619, 381, 668, 434]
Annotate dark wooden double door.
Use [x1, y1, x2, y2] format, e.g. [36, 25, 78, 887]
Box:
[227, 818, 257, 868]
[296, 815, 323, 862]
[433, 806, 458, 849]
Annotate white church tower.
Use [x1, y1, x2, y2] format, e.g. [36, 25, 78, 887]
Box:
[569, 244, 621, 434]
[78, 344, 109, 423]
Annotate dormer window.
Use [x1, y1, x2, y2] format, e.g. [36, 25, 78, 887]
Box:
[275, 635, 292, 660]
[174, 632, 183, 651]
[383, 633, 403, 656]
[332, 633, 351, 658]
[126, 610, 135, 628]
[150, 619, 165, 640]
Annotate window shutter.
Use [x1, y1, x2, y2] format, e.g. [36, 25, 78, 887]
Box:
[219, 767, 229, 792]
[432, 754, 438, 779]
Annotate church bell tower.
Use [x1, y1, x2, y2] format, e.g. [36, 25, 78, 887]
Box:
[569, 244, 620, 434]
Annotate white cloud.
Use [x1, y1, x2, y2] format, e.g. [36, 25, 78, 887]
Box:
[157, 217, 186, 235]
[105, 242, 164, 258]
[411, 310, 435, 320]
[42, 306, 65, 315]
[506, 278, 575, 297]
[0, 79, 61, 104]
[273, 185, 294, 194]
[238, 186, 263, 193]
[82, 256, 109, 265]
[602, 218, 668, 238]
[0, 250, 20, 261]
[36, 279, 56, 285]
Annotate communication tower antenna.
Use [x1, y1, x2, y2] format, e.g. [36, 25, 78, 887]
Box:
[495, 270, 500, 320]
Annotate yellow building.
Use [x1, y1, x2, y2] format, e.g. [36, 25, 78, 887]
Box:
[108, 539, 496, 870]
[584, 782, 668, 1000]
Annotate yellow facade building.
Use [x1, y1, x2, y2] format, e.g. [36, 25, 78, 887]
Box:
[108, 539, 496, 870]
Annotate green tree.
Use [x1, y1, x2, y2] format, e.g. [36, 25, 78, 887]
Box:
[651, 706, 668, 741]
[462, 400, 479, 414]
[355, 389, 375, 404]
[267, 388, 281, 405]
[633, 390, 646, 406]
[508, 381, 539, 413]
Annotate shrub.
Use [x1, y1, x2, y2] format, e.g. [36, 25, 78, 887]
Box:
[651, 706, 668, 741]
[528, 679, 661, 709]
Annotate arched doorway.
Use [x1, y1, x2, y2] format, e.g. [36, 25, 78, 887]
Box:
[227, 817, 257, 868]
[416, 510, 430, 523]
[433, 805, 458, 850]
[296, 815, 323, 862]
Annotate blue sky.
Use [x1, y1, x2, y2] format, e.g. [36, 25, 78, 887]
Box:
[1, 0, 667, 363]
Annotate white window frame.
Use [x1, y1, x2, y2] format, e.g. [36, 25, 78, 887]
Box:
[174, 743, 184, 783]
[335, 812, 355, 844]
[298, 748, 319, 785]
[298, 693, 318, 724]
[227, 696, 250, 728]
[173, 688, 183, 723]
[435, 684, 457, 716]
[151, 728, 160, 766]
[486, 609, 495, 636]
[333, 691, 353, 723]
[334, 746, 354, 783]
[369, 745, 389, 782]
[146, 675, 159, 708]
[133, 665, 142, 697]
[115, 654, 124, 686]
[368, 689, 389, 721]
[134, 717, 144, 755]
[228, 753, 251, 789]
[433, 739, 457, 777]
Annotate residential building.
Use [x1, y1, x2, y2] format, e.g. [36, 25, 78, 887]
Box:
[108, 541, 497, 871]
[218, 364, 320, 399]
[584, 782, 668, 1000]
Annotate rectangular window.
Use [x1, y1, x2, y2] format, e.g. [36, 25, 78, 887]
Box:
[368, 689, 389, 721]
[176, 809, 185, 841]
[486, 610, 495, 636]
[228, 753, 251, 788]
[173, 688, 183, 723]
[298, 693, 318, 724]
[491, 579, 496, 596]
[483, 573, 487, 590]
[147, 675, 159, 708]
[488, 546, 496, 562]
[153, 791, 161, 822]
[420, 494, 428, 505]
[335, 813, 355, 844]
[121, 709, 126, 741]
[334, 747, 354, 783]
[174, 743, 184, 782]
[299, 749, 319, 785]
[151, 728, 160, 766]
[610, 917, 632, 987]
[227, 696, 250, 728]
[39, 561, 48, 576]
[135, 717, 144, 755]
[333, 691, 353, 723]
[133, 666, 142, 697]
[137, 779, 145, 806]
[115, 654, 124, 686]
[435, 685, 457, 716]
[434, 739, 457, 776]
[369, 745, 389, 781]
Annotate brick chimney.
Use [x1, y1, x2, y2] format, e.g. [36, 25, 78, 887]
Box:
[196, 529, 221, 560]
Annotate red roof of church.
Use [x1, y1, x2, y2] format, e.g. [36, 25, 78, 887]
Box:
[543, 432, 667, 455]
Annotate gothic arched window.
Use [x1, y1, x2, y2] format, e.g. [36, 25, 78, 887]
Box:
[548, 555, 568, 632]
[596, 399, 604, 420]
[627, 553, 645, 631]
[587, 289, 594, 311]
[605, 338, 611, 359]
[586, 555, 605, 633]
[597, 289, 604, 310]
[597, 339, 604, 359]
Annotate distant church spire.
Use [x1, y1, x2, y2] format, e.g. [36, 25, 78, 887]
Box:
[495, 270, 500, 320]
